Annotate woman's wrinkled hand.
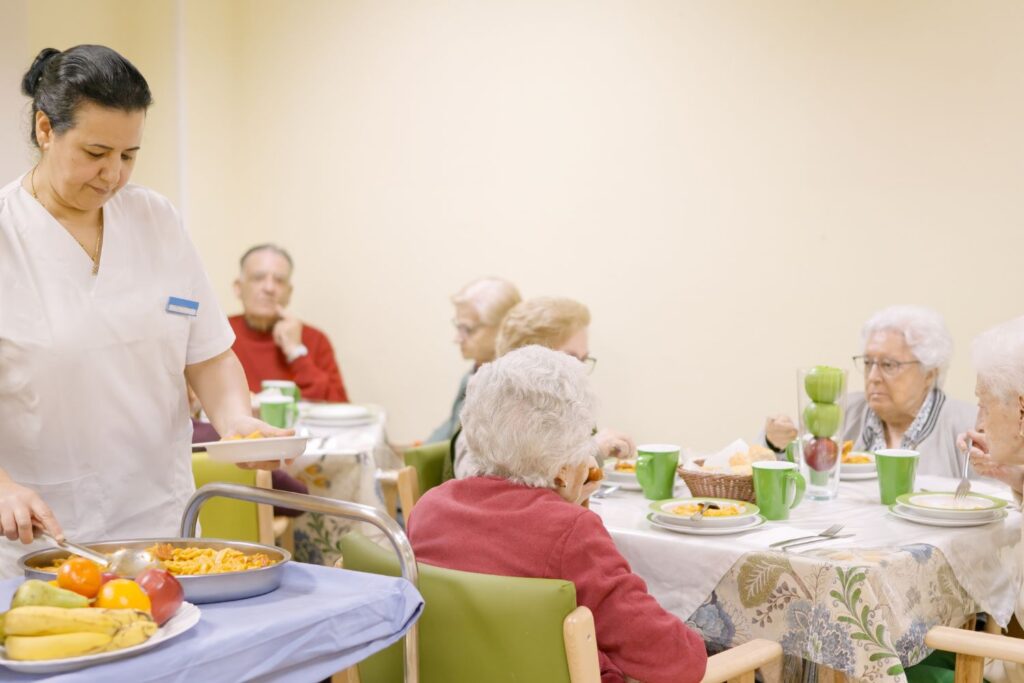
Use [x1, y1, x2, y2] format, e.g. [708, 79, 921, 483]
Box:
[0, 480, 63, 544]
[765, 415, 798, 451]
[960, 430, 1024, 494]
[594, 429, 636, 461]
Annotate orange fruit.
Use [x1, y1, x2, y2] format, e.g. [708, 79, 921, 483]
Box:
[56, 557, 103, 598]
[95, 579, 152, 613]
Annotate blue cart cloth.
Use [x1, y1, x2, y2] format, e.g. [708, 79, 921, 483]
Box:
[0, 561, 422, 682]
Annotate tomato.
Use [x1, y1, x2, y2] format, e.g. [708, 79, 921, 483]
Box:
[95, 579, 152, 613]
[56, 557, 102, 598]
[135, 568, 184, 625]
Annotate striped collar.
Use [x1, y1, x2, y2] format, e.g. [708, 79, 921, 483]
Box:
[862, 388, 945, 451]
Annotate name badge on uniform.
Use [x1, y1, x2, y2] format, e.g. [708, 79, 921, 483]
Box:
[166, 296, 199, 317]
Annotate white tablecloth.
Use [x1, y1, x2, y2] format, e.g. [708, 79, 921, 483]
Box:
[593, 474, 1022, 625]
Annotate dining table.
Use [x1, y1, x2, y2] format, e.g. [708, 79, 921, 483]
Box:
[285, 405, 401, 566]
[592, 474, 1022, 683]
[0, 561, 423, 682]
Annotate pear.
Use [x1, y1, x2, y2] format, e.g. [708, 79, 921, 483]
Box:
[11, 580, 89, 609]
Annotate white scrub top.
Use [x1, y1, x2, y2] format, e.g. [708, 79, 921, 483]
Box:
[0, 176, 234, 578]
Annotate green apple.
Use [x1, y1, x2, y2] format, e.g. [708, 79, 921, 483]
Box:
[803, 402, 842, 438]
[804, 366, 845, 403]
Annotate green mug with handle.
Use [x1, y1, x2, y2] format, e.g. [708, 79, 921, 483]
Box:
[635, 444, 680, 500]
[752, 461, 806, 520]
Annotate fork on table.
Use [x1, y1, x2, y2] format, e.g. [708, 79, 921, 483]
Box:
[768, 523, 845, 549]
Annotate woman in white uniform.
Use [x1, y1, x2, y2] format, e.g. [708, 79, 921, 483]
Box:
[0, 45, 285, 577]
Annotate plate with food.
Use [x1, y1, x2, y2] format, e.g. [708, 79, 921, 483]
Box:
[646, 512, 765, 535]
[888, 503, 1008, 528]
[194, 432, 309, 463]
[649, 497, 760, 527]
[602, 459, 642, 490]
[893, 492, 1008, 520]
[840, 447, 877, 477]
[20, 539, 290, 604]
[0, 600, 199, 674]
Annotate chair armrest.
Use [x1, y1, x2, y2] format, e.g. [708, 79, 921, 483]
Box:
[701, 639, 783, 683]
[564, 606, 601, 683]
[926, 626, 1024, 664]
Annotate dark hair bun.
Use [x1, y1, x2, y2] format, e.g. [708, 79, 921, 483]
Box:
[21, 48, 61, 97]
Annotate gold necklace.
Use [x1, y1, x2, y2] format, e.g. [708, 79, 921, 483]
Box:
[31, 165, 103, 275]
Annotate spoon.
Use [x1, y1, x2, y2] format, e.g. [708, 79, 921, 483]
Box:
[690, 502, 721, 521]
[37, 531, 158, 577]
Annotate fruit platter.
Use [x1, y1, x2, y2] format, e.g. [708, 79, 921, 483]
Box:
[20, 538, 290, 604]
[0, 569, 199, 674]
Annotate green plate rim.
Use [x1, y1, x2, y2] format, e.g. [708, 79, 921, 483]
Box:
[895, 491, 1008, 512]
[649, 496, 760, 518]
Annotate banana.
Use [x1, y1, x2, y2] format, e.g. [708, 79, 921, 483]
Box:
[107, 618, 158, 649]
[4, 606, 154, 637]
[5, 632, 114, 660]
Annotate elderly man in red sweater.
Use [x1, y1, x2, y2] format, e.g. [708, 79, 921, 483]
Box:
[408, 345, 707, 683]
[229, 244, 348, 402]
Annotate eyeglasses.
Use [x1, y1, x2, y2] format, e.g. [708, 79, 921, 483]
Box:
[566, 354, 597, 374]
[452, 319, 485, 339]
[852, 356, 921, 377]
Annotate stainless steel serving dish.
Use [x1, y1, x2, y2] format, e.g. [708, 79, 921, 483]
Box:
[18, 537, 290, 604]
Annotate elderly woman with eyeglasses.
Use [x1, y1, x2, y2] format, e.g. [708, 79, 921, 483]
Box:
[426, 277, 521, 444]
[450, 297, 636, 478]
[409, 346, 708, 683]
[765, 306, 976, 477]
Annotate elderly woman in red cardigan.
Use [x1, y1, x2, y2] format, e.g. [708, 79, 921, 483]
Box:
[408, 345, 708, 683]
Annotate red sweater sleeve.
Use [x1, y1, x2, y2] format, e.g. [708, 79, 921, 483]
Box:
[291, 328, 348, 402]
[556, 512, 707, 683]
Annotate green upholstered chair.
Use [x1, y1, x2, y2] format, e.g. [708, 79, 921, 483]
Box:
[191, 452, 273, 545]
[338, 533, 786, 683]
[402, 441, 451, 500]
[338, 532, 599, 683]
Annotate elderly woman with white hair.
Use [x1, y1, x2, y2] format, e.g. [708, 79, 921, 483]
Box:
[901, 317, 1024, 683]
[426, 276, 521, 444]
[409, 346, 708, 683]
[766, 305, 977, 477]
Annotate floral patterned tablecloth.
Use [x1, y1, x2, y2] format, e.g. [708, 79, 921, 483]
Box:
[689, 545, 975, 682]
[595, 476, 1022, 683]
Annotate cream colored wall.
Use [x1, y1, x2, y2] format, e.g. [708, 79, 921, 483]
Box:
[17, 2, 1024, 450]
[0, 0, 31, 182]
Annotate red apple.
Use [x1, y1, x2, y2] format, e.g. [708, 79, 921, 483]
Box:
[100, 572, 118, 586]
[135, 568, 184, 626]
[804, 437, 838, 472]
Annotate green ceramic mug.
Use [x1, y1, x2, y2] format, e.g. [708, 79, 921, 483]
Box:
[262, 380, 300, 425]
[635, 444, 680, 500]
[259, 394, 295, 429]
[875, 449, 919, 505]
[752, 461, 806, 520]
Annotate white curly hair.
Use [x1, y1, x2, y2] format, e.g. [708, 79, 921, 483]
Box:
[972, 316, 1024, 402]
[459, 345, 598, 488]
[860, 305, 954, 385]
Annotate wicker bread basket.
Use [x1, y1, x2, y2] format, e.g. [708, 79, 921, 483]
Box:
[677, 459, 756, 503]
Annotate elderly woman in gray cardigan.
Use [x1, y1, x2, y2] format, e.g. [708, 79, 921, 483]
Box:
[765, 306, 976, 477]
